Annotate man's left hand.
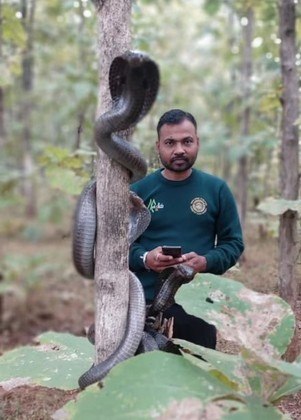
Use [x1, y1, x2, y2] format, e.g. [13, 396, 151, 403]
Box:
[181, 252, 207, 273]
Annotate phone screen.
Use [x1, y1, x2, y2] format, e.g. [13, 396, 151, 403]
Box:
[162, 246, 182, 258]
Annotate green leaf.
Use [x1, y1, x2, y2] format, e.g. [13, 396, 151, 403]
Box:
[55, 351, 286, 419]
[272, 373, 301, 401]
[203, 0, 221, 15]
[0, 332, 94, 390]
[268, 357, 301, 401]
[237, 395, 287, 419]
[3, 5, 26, 47]
[58, 351, 233, 419]
[45, 167, 87, 196]
[39, 146, 72, 165]
[257, 197, 301, 216]
[177, 274, 295, 356]
[175, 339, 248, 392]
[176, 339, 301, 402]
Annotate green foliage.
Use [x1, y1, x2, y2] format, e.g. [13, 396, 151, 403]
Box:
[203, 0, 221, 16]
[1, 1, 300, 414]
[38, 195, 70, 224]
[39, 146, 92, 196]
[0, 275, 299, 418]
[178, 340, 301, 404]
[177, 274, 295, 356]
[257, 197, 301, 216]
[0, 3, 26, 86]
[0, 253, 62, 292]
[0, 168, 26, 211]
[57, 351, 235, 419]
[1, 0, 294, 210]
[0, 332, 94, 390]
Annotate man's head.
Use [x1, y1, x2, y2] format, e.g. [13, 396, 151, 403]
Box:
[156, 109, 197, 136]
[156, 109, 199, 179]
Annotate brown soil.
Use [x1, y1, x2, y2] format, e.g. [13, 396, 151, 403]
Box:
[0, 219, 300, 419]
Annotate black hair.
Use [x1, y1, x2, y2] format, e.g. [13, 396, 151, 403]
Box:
[156, 109, 197, 136]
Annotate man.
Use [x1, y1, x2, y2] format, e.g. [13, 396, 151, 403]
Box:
[129, 109, 244, 349]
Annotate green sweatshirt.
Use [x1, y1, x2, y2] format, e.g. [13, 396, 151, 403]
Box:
[129, 168, 244, 301]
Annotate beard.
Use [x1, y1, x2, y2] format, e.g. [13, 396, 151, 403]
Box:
[160, 155, 197, 172]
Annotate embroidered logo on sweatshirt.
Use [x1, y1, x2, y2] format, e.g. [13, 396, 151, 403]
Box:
[190, 197, 207, 215]
[147, 198, 164, 213]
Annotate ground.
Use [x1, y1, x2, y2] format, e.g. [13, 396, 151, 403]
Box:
[0, 215, 300, 419]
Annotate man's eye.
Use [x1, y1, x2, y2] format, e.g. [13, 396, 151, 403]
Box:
[184, 139, 193, 145]
[165, 140, 174, 146]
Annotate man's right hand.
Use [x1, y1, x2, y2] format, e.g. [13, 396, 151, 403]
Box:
[145, 247, 185, 272]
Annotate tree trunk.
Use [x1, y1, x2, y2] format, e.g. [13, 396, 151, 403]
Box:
[20, 0, 37, 217]
[236, 7, 253, 231]
[74, 0, 87, 151]
[222, 8, 236, 184]
[278, 0, 300, 361]
[94, 0, 132, 363]
[0, 0, 5, 148]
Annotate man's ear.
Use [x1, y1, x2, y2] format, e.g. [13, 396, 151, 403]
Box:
[155, 140, 160, 152]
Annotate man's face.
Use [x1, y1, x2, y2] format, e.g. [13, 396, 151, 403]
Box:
[156, 119, 199, 173]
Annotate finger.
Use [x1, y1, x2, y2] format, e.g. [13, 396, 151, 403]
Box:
[182, 252, 196, 260]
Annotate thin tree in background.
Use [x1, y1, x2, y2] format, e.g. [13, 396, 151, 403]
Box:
[20, 0, 36, 217]
[75, 0, 88, 150]
[93, 0, 133, 362]
[278, 0, 300, 360]
[0, 0, 5, 147]
[237, 6, 254, 231]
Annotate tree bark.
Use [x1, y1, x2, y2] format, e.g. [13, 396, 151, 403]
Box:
[236, 7, 253, 231]
[278, 0, 300, 361]
[278, 0, 299, 306]
[0, 0, 5, 148]
[20, 0, 37, 217]
[74, 0, 87, 151]
[94, 0, 132, 363]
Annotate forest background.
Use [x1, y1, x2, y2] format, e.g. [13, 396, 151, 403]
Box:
[2, 0, 299, 219]
[0, 0, 301, 418]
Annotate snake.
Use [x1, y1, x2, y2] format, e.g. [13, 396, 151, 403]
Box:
[72, 51, 195, 390]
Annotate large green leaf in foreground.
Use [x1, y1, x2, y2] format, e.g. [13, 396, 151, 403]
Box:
[0, 332, 94, 390]
[54, 351, 287, 420]
[0, 274, 297, 419]
[176, 339, 301, 403]
[177, 273, 295, 356]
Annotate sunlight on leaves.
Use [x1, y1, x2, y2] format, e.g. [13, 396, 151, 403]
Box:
[54, 351, 233, 419]
[177, 273, 295, 356]
[0, 332, 93, 391]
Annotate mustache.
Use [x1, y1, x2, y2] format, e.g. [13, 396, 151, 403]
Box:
[171, 156, 188, 162]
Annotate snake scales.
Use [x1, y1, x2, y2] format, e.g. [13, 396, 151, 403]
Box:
[72, 51, 195, 390]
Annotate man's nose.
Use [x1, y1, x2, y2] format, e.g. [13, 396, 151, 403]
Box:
[174, 141, 185, 154]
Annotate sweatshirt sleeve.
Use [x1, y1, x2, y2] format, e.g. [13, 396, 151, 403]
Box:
[203, 182, 244, 274]
[129, 241, 148, 271]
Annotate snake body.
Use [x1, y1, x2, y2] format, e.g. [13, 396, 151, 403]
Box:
[73, 51, 195, 389]
[94, 51, 159, 182]
[78, 271, 146, 389]
[148, 264, 196, 316]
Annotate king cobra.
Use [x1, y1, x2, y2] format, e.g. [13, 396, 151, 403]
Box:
[72, 51, 195, 390]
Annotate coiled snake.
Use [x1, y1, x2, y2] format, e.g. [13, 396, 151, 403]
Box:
[72, 51, 195, 390]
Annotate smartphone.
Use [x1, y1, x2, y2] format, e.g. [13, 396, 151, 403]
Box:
[162, 245, 182, 258]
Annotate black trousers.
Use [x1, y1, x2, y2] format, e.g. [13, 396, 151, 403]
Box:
[162, 303, 217, 350]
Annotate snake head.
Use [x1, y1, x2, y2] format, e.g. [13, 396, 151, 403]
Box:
[175, 264, 196, 283]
